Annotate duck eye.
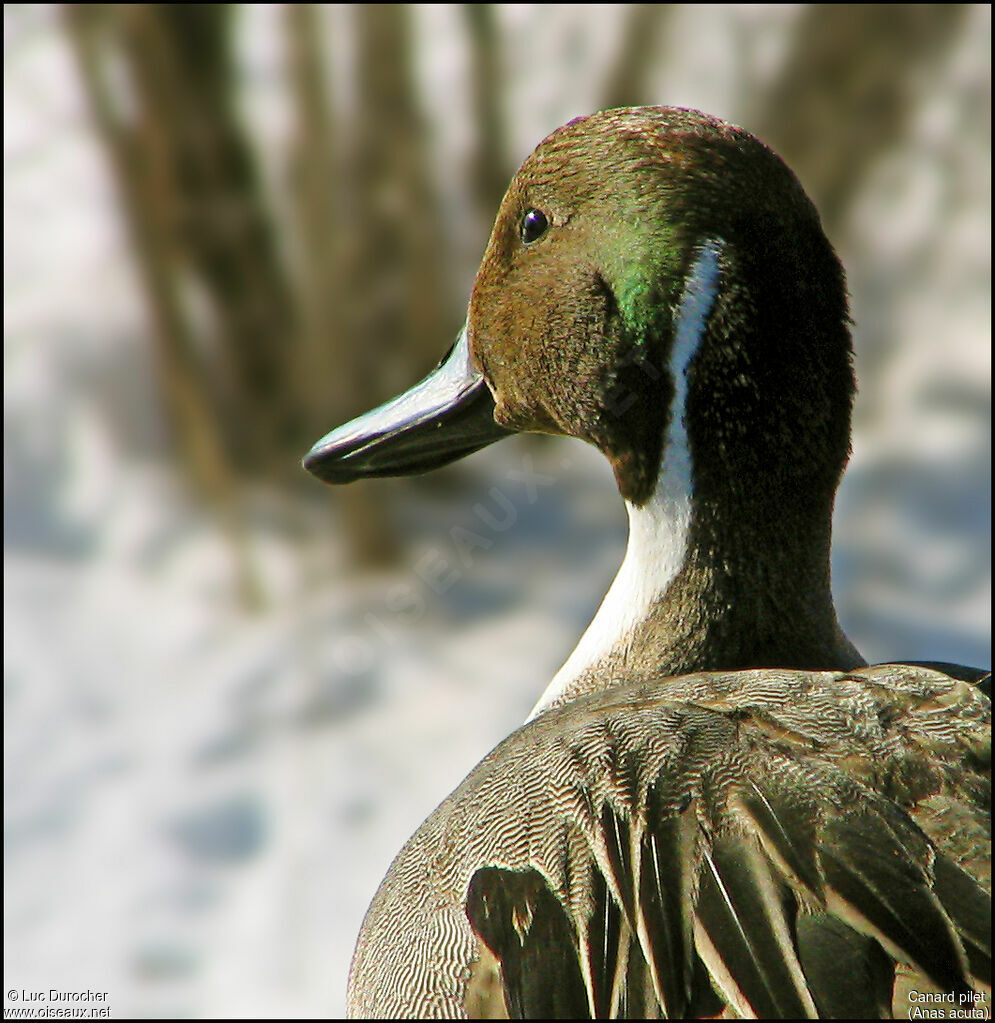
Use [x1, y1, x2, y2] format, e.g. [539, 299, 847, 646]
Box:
[520, 208, 549, 245]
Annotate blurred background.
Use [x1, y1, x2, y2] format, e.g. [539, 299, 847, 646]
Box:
[4, 4, 990, 1017]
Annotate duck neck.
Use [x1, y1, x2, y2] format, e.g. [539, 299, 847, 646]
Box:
[530, 486, 862, 718]
[529, 237, 862, 719]
[532, 487, 693, 717]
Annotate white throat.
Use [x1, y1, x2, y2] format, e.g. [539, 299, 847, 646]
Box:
[529, 239, 725, 719]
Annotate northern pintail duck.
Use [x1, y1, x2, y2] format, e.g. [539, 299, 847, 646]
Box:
[305, 107, 991, 1019]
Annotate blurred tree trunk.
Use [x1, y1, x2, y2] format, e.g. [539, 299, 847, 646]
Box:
[64, 3, 265, 606]
[284, 4, 343, 431]
[284, 4, 399, 566]
[463, 5, 510, 233]
[753, 4, 968, 237]
[344, 3, 450, 410]
[65, 4, 302, 481]
[600, 4, 673, 110]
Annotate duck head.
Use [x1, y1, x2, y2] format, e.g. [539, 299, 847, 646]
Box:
[306, 107, 862, 702]
[307, 106, 852, 499]
[467, 106, 854, 504]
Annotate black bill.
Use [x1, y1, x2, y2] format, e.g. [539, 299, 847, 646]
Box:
[303, 326, 511, 485]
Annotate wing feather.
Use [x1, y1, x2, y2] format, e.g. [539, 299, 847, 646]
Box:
[355, 666, 990, 1019]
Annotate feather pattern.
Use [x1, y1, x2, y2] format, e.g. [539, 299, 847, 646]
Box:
[347, 665, 990, 1018]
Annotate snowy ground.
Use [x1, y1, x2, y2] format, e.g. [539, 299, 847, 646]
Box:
[4, 6, 990, 1019]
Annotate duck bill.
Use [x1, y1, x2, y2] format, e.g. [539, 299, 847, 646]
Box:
[303, 326, 511, 485]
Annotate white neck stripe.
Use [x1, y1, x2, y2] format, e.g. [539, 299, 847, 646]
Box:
[529, 240, 725, 719]
[666, 238, 724, 498]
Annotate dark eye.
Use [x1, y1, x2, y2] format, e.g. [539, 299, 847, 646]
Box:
[520, 208, 549, 245]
